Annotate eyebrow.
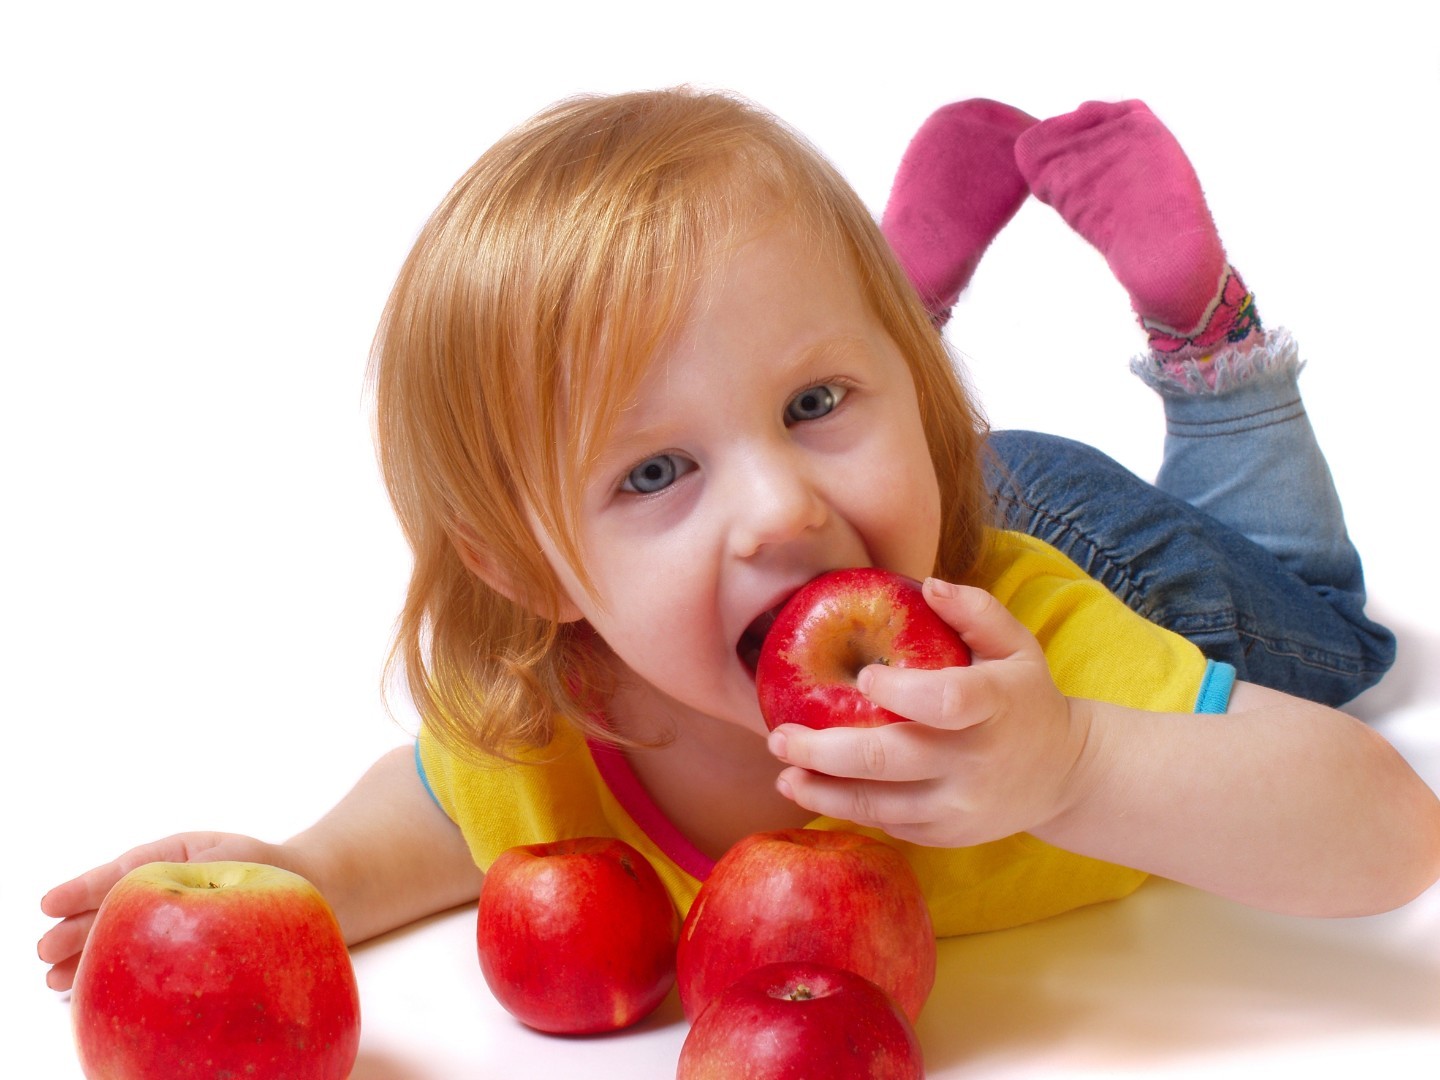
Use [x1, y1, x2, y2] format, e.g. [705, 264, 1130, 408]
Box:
[793, 332, 872, 370]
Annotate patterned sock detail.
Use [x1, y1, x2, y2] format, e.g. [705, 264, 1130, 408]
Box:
[1015, 100, 1264, 357]
[1145, 265, 1263, 355]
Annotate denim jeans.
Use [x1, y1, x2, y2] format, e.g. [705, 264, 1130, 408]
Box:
[984, 330, 1395, 707]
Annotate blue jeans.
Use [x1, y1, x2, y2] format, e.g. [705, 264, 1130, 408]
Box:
[984, 331, 1395, 707]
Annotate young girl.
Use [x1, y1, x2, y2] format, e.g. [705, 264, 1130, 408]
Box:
[39, 88, 1440, 993]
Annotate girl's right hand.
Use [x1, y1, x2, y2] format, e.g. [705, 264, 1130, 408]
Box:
[38, 832, 295, 992]
[42, 748, 488, 994]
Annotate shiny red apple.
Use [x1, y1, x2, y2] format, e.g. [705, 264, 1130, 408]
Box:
[70, 861, 360, 1080]
[756, 566, 971, 730]
[676, 828, 935, 1024]
[476, 836, 679, 1034]
[677, 961, 924, 1079]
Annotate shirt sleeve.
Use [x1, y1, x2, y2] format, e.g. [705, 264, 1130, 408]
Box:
[1193, 660, 1237, 714]
[414, 739, 444, 809]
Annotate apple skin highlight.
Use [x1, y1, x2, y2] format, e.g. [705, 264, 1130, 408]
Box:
[71, 861, 360, 1080]
[756, 567, 971, 730]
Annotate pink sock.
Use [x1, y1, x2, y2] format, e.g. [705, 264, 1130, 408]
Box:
[881, 99, 1036, 326]
[1014, 100, 1261, 355]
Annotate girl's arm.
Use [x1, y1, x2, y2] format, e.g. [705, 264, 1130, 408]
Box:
[40, 745, 482, 992]
[771, 580, 1440, 918]
[283, 745, 484, 943]
[1034, 682, 1440, 916]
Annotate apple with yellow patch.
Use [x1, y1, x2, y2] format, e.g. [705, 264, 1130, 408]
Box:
[71, 861, 360, 1080]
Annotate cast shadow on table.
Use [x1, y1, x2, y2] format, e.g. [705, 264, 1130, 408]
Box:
[1343, 610, 1438, 725]
[916, 877, 1439, 1074]
[347, 995, 686, 1080]
[349, 1049, 430, 1080]
[347, 904, 687, 1080]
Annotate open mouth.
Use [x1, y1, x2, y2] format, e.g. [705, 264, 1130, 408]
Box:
[737, 606, 783, 677]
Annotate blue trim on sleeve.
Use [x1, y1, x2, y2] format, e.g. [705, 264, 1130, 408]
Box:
[1194, 660, 1236, 714]
[414, 739, 443, 809]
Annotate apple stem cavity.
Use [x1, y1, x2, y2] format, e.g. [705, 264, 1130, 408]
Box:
[755, 567, 970, 732]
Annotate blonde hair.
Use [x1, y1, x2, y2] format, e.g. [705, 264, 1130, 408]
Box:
[370, 88, 991, 761]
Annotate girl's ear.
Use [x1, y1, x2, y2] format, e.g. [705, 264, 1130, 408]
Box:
[451, 527, 585, 624]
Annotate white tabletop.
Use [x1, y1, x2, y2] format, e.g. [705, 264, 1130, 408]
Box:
[9, 3, 1438, 1076]
[343, 700, 1440, 1078]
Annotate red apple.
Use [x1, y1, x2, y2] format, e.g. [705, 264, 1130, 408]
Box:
[70, 861, 360, 1080]
[476, 836, 679, 1034]
[677, 828, 935, 1023]
[677, 961, 924, 1079]
[756, 566, 970, 730]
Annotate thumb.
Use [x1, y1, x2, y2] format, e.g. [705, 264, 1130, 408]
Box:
[923, 578, 1038, 663]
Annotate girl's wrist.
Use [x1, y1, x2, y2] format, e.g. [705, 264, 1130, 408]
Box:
[276, 834, 356, 937]
[1035, 696, 1107, 841]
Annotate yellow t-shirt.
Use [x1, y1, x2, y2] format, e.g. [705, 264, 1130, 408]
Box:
[418, 530, 1219, 936]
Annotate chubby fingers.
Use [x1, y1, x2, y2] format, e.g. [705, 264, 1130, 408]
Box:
[45, 952, 82, 993]
[775, 768, 938, 835]
[858, 579, 1049, 730]
[38, 850, 163, 993]
[770, 726, 983, 841]
[768, 721, 951, 784]
[770, 718, 993, 841]
[769, 722, 956, 832]
[38, 911, 96, 992]
[921, 578, 1040, 664]
[38, 834, 199, 923]
[40, 860, 128, 922]
[37, 832, 249, 994]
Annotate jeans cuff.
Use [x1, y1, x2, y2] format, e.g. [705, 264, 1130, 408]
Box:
[1130, 327, 1304, 398]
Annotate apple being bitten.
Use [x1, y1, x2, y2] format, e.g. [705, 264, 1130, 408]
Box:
[676, 827, 935, 1023]
[756, 566, 970, 730]
[70, 861, 360, 1080]
[677, 961, 924, 1079]
[476, 836, 679, 1034]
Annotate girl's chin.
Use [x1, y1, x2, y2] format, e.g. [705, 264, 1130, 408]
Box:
[699, 700, 769, 738]
[709, 700, 772, 741]
[615, 679, 769, 740]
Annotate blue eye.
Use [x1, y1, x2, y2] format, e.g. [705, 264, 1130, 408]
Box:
[786, 384, 845, 424]
[622, 453, 694, 494]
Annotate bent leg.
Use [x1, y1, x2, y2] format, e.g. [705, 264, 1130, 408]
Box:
[1004, 98, 1392, 704]
[1137, 328, 1362, 594]
[985, 428, 1396, 706]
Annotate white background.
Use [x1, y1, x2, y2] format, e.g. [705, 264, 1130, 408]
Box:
[5, 2, 1438, 1077]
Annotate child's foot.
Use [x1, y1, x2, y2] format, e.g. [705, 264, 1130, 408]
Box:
[1014, 100, 1262, 364]
[880, 99, 1036, 327]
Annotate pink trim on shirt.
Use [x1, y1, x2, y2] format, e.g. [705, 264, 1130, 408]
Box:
[586, 738, 717, 882]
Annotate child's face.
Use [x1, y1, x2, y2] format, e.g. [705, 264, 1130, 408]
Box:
[540, 222, 943, 738]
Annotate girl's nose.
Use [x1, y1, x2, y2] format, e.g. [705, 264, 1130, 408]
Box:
[730, 451, 828, 559]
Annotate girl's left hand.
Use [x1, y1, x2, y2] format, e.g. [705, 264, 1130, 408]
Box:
[768, 577, 1092, 848]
